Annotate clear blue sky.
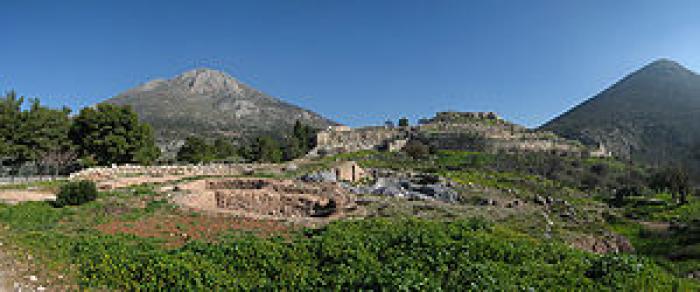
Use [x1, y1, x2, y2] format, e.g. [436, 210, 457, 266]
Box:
[2, 0, 700, 127]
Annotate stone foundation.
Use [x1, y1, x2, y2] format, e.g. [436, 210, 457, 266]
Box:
[208, 178, 355, 218]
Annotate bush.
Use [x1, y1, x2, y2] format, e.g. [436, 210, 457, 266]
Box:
[403, 140, 429, 159]
[54, 180, 98, 207]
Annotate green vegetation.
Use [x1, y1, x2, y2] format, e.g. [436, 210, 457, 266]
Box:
[243, 121, 317, 163]
[71, 103, 160, 165]
[1, 91, 161, 173]
[403, 140, 430, 159]
[0, 91, 74, 175]
[249, 135, 283, 163]
[54, 180, 98, 207]
[284, 120, 317, 160]
[73, 218, 688, 290]
[177, 137, 239, 163]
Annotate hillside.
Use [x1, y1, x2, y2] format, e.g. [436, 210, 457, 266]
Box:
[105, 69, 336, 152]
[541, 59, 700, 175]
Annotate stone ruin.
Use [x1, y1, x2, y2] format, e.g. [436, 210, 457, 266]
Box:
[208, 178, 356, 218]
[309, 111, 594, 158]
[69, 163, 279, 181]
[309, 126, 408, 157]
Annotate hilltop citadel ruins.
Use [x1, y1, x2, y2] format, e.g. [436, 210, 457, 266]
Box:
[310, 111, 604, 157]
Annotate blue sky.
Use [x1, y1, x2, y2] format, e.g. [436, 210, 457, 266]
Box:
[2, 0, 700, 127]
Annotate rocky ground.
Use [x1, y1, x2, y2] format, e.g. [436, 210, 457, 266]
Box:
[0, 247, 45, 291]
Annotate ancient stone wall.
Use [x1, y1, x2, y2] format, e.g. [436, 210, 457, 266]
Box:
[310, 126, 408, 156]
[69, 163, 277, 181]
[308, 112, 592, 157]
[208, 178, 355, 218]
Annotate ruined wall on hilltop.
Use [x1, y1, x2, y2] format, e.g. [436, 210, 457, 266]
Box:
[308, 112, 593, 157]
[309, 126, 409, 156]
[417, 112, 588, 156]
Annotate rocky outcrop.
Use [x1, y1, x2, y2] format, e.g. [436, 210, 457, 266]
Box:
[571, 233, 635, 254]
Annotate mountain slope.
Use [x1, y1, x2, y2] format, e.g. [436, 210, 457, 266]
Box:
[541, 59, 700, 173]
[105, 68, 336, 151]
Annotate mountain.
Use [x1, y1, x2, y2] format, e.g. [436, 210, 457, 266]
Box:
[541, 59, 700, 175]
[105, 68, 336, 152]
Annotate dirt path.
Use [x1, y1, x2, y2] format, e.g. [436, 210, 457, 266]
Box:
[0, 190, 56, 205]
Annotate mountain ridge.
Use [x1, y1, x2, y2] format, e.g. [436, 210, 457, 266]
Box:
[104, 68, 336, 154]
[540, 58, 700, 177]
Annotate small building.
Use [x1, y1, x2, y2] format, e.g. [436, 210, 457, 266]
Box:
[327, 125, 351, 132]
[334, 161, 366, 182]
[386, 139, 408, 152]
[589, 143, 613, 158]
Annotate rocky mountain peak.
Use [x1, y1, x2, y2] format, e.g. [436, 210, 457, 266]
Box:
[174, 68, 243, 95]
[105, 68, 336, 155]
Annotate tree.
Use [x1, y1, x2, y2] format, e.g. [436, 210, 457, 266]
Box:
[177, 136, 214, 163]
[212, 138, 237, 160]
[252, 136, 283, 163]
[70, 104, 160, 165]
[39, 148, 78, 177]
[284, 121, 317, 161]
[18, 99, 74, 163]
[0, 91, 25, 166]
[0, 93, 76, 175]
[650, 166, 691, 204]
[398, 117, 409, 127]
[403, 140, 429, 159]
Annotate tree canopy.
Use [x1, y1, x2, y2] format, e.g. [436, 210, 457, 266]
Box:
[177, 136, 214, 163]
[0, 92, 74, 172]
[70, 103, 160, 166]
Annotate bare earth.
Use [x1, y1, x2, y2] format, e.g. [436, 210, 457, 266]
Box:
[0, 190, 56, 205]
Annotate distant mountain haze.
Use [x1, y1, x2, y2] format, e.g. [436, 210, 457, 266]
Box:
[105, 68, 336, 153]
[541, 59, 700, 176]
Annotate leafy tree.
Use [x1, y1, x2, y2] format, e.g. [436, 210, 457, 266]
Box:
[283, 138, 303, 161]
[212, 138, 237, 159]
[650, 166, 691, 204]
[39, 149, 78, 177]
[19, 99, 74, 164]
[284, 121, 317, 161]
[0, 91, 25, 166]
[252, 136, 283, 163]
[70, 104, 160, 165]
[398, 117, 409, 127]
[0, 93, 75, 175]
[177, 137, 214, 163]
[403, 140, 429, 159]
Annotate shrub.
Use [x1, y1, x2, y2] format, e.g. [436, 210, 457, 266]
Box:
[54, 180, 98, 207]
[403, 140, 429, 159]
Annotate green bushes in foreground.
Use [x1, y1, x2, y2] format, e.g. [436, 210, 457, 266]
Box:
[72, 218, 690, 291]
[54, 180, 97, 207]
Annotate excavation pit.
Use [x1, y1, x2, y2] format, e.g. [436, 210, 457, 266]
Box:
[174, 178, 356, 221]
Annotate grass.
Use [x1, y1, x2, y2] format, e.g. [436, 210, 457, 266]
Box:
[0, 179, 67, 191]
[0, 182, 181, 281]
